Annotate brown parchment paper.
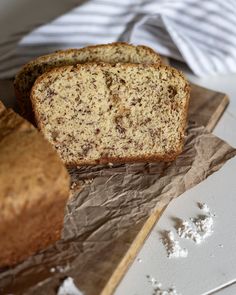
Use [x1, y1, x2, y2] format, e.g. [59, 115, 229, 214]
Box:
[0, 123, 235, 295]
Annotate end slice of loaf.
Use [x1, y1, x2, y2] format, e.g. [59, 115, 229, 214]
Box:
[0, 101, 70, 267]
[14, 42, 161, 121]
[31, 63, 190, 166]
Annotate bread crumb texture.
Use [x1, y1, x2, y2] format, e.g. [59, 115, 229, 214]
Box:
[15, 43, 161, 106]
[31, 63, 189, 166]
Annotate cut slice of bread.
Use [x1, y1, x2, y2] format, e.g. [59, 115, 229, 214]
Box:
[31, 63, 190, 166]
[14, 42, 162, 121]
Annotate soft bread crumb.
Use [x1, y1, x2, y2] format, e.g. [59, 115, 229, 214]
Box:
[14, 43, 161, 121]
[31, 63, 190, 166]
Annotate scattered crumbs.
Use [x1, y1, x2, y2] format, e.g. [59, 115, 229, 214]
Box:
[57, 265, 70, 273]
[153, 286, 180, 295]
[83, 178, 94, 185]
[149, 276, 158, 287]
[50, 264, 70, 273]
[194, 215, 214, 237]
[137, 258, 142, 263]
[177, 220, 202, 244]
[57, 277, 83, 295]
[162, 231, 188, 258]
[177, 203, 214, 244]
[198, 202, 210, 213]
[161, 203, 215, 259]
[50, 267, 56, 273]
[147, 275, 161, 288]
[70, 182, 77, 189]
[147, 276, 180, 295]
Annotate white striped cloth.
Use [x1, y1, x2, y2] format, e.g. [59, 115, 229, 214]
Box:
[0, 0, 236, 78]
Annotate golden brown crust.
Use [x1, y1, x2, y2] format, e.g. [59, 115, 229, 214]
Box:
[31, 62, 190, 167]
[0, 195, 66, 267]
[181, 82, 191, 134]
[0, 101, 70, 267]
[15, 42, 161, 79]
[14, 42, 161, 92]
[66, 150, 182, 168]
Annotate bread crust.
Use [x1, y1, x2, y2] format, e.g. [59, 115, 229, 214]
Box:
[65, 149, 182, 167]
[0, 102, 70, 267]
[15, 42, 161, 81]
[31, 62, 190, 167]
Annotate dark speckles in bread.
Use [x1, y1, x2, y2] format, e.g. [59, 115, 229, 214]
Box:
[31, 63, 190, 166]
[14, 42, 162, 122]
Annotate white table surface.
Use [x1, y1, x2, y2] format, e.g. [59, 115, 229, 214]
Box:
[115, 73, 236, 295]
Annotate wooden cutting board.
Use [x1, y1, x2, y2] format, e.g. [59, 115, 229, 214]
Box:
[100, 83, 229, 295]
[188, 83, 229, 132]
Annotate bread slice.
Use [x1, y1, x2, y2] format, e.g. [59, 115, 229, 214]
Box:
[0, 101, 70, 267]
[31, 63, 190, 166]
[14, 42, 161, 121]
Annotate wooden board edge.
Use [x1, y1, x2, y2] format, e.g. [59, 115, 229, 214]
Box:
[206, 94, 229, 132]
[100, 205, 167, 295]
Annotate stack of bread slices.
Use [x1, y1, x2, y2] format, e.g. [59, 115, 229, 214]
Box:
[14, 42, 190, 166]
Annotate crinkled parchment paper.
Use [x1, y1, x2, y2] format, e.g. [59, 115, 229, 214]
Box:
[0, 123, 235, 295]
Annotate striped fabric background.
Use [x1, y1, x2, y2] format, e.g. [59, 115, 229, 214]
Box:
[0, 0, 236, 78]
